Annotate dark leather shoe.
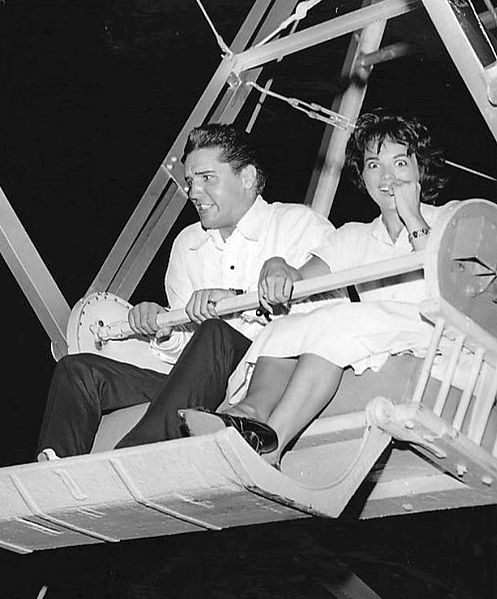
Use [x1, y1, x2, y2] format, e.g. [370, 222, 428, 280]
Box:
[179, 408, 278, 455]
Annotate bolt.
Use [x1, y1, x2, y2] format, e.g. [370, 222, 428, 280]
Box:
[456, 464, 467, 477]
[447, 427, 458, 439]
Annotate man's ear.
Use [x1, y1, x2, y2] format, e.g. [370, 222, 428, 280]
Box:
[241, 164, 257, 190]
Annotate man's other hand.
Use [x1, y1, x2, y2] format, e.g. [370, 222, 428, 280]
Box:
[258, 257, 302, 313]
[185, 288, 234, 323]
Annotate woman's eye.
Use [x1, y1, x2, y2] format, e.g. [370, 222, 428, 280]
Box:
[203, 174, 214, 182]
[367, 162, 378, 169]
[396, 159, 408, 167]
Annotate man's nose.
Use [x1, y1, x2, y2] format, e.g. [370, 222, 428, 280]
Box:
[188, 180, 204, 201]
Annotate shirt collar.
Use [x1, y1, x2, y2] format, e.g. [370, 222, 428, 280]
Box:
[188, 195, 268, 250]
[370, 214, 410, 247]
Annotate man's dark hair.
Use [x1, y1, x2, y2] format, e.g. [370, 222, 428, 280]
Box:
[183, 123, 266, 195]
[345, 109, 447, 203]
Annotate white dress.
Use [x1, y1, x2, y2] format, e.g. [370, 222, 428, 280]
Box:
[225, 202, 455, 405]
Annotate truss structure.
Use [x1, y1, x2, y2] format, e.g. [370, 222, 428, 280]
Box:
[0, 0, 496, 353]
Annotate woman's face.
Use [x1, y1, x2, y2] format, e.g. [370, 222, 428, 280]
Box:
[362, 138, 421, 211]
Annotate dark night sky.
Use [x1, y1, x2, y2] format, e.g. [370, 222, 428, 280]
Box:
[0, 1, 497, 597]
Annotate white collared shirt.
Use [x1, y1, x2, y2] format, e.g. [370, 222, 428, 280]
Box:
[153, 196, 336, 363]
[311, 202, 454, 304]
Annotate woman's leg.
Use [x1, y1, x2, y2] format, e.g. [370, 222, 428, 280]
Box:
[224, 356, 298, 422]
[265, 353, 343, 462]
[221, 352, 342, 463]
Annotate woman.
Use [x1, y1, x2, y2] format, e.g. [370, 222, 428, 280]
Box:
[179, 110, 450, 466]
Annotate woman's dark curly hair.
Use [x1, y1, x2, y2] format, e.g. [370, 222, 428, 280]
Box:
[345, 109, 447, 203]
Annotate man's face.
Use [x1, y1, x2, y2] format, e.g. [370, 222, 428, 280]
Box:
[184, 147, 255, 240]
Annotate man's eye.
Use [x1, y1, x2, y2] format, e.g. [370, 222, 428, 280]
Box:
[203, 174, 214, 181]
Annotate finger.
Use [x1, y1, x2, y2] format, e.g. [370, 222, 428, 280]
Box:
[190, 292, 204, 323]
[206, 297, 219, 318]
[265, 275, 280, 304]
[155, 326, 172, 340]
[185, 294, 196, 322]
[198, 293, 213, 320]
[135, 304, 153, 334]
[128, 308, 139, 334]
[129, 305, 153, 335]
[259, 292, 272, 313]
[283, 277, 294, 301]
[145, 305, 161, 334]
[258, 278, 269, 305]
[277, 275, 294, 304]
[271, 278, 286, 305]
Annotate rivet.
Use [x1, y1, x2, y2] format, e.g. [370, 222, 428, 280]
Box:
[456, 464, 467, 477]
[404, 420, 414, 429]
[402, 503, 413, 512]
[447, 427, 458, 439]
[482, 476, 493, 486]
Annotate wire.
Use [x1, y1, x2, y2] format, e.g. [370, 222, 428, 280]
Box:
[445, 159, 496, 182]
[247, 80, 353, 130]
[194, 0, 232, 57]
[247, 81, 495, 182]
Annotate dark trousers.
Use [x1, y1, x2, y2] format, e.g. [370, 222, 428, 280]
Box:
[37, 320, 251, 457]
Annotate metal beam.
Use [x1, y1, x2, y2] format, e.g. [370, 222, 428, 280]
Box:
[88, 0, 300, 300]
[0, 186, 69, 358]
[101, 0, 300, 299]
[212, 0, 300, 123]
[422, 0, 497, 142]
[305, 1, 387, 214]
[87, 55, 236, 297]
[233, 0, 420, 74]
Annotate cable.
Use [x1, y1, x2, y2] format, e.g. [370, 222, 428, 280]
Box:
[247, 80, 353, 130]
[194, 0, 232, 57]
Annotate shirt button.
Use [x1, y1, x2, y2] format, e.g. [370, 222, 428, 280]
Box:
[230, 265, 235, 270]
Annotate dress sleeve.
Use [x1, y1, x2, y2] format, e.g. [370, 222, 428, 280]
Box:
[310, 225, 354, 273]
[279, 206, 337, 268]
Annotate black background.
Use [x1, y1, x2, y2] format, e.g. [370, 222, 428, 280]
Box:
[0, 1, 496, 597]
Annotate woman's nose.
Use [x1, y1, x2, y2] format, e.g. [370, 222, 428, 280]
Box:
[380, 169, 394, 182]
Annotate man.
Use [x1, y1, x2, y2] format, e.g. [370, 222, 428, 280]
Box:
[37, 123, 336, 459]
